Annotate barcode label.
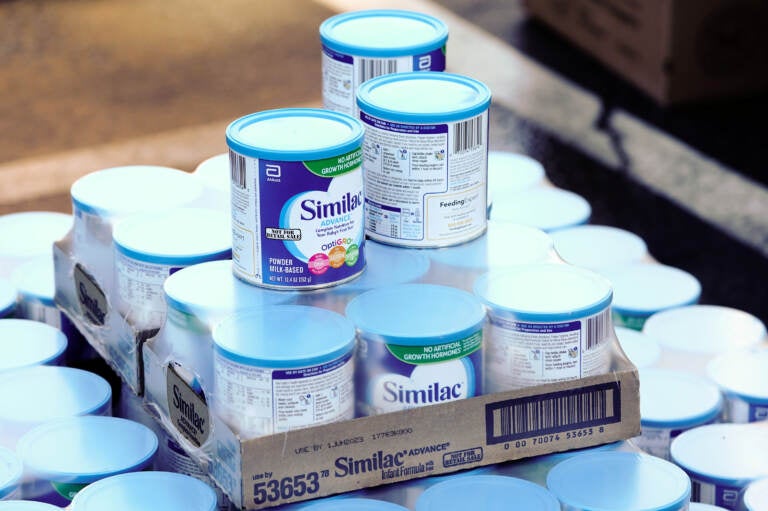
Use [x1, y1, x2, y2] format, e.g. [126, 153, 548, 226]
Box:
[485, 382, 621, 444]
[453, 115, 484, 153]
[229, 150, 246, 189]
[585, 309, 610, 350]
[358, 58, 398, 83]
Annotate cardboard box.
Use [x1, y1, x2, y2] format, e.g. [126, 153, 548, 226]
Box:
[143, 333, 639, 510]
[525, 0, 768, 104]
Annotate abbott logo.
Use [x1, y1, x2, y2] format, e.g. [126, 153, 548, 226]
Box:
[266, 164, 281, 178]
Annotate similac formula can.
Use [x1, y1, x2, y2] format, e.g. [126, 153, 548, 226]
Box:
[320, 9, 448, 117]
[212, 305, 356, 439]
[473, 264, 614, 392]
[16, 416, 158, 506]
[643, 305, 767, 376]
[0, 319, 67, 372]
[70, 166, 205, 302]
[0, 448, 22, 501]
[69, 471, 217, 511]
[706, 348, 768, 423]
[112, 207, 231, 329]
[0, 502, 62, 510]
[0, 366, 112, 449]
[422, 220, 557, 292]
[416, 474, 560, 511]
[303, 498, 409, 511]
[614, 326, 661, 369]
[345, 283, 485, 416]
[192, 153, 230, 212]
[670, 423, 768, 510]
[357, 72, 491, 248]
[489, 187, 591, 232]
[486, 151, 547, 214]
[297, 239, 430, 314]
[602, 264, 701, 331]
[635, 368, 722, 460]
[741, 478, 768, 511]
[546, 451, 691, 511]
[226, 108, 366, 289]
[0, 279, 15, 319]
[550, 224, 650, 272]
[0, 212, 72, 279]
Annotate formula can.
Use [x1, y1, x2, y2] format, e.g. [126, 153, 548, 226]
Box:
[742, 478, 768, 511]
[635, 368, 722, 460]
[547, 451, 691, 511]
[16, 416, 158, 506]
[0, 279, 15, 319]
[486, 151, 547, 214]
[345, 283, 485, 417]
[0, 448, 22, 501]
[112, 208, 231, 329]
[614, 326, 661, 369]
[416, 474, 560, 511]
[69, 471, 217, 511]
[357, 72, 491, 248]
[670, 423, 768, 510]
[489, 187, 591, 232]
[320, 9, 448, 117]
[603, 263, 701, 331]
[550, 224, 650, 272]
[226, 108, 366, 289]
[0, 212, 72, 280]
[0, 319, 67, 372]
[0, 366, 112, 450]
[212, 305, 356, 439]
[706, 348, 768, 423]
[642, 305, 767, 376]
[474, 264, 614, 391]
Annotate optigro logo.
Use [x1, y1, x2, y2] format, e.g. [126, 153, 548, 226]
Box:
[322, 238, 352, 251]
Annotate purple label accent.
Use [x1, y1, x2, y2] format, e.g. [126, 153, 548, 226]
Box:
[365, 198, 400, 213]
[715, 483, 742, 509]
[750, 403, 768, 422]
[503, 321, 581, 334]
[360, 112, 449, 135]
[411, 46, 446, 72]
[272, 352, 353, 380]
[322, 44, 354, 64]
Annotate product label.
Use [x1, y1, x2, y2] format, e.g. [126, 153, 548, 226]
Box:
[356, 332, 483, 416]
[51, 481, 88, 503]
[485, 308, 612, 392]
[213, 351, 354, 439]
[724, 395, 768, 423]
[74, 263, 108, 326]
[635, 426, 688, 460]
[115, 252, 183, 329]
[691, 478, 742, 510]
[229, 148, 365, 289]
[167, 363, 211, 448]
[360, 112, 487, 247]
[321, 44, 446, 116]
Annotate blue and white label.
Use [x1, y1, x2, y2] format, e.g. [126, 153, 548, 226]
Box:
[723, 395, 768, 423]
[322, 44, 446, 116]
[691, 478, 742, 510]
[115, 252, 184, 329]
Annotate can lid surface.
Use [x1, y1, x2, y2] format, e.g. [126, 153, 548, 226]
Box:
[416, 475, 560, 511]
[0, 212, 72, 258]
[603, 264, 701, 315]
[0, 319, 67, 372]
[489, 187, 591, 231]
[550, 224, 648, 270]
[639, 368, 722, 428]
[706, 348, 768, 402]
[0, 447, 22, 499]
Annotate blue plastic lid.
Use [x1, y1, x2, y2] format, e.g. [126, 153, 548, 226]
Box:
[303, 498, 409, 511]
[164, 260, 296, 320]
[639, 368, 722, 428]
[0, 212, 72, 259]
[226, 108, 365, 161]
[546, 451, 691, 511]
[192, 153, 230, 193]
[706, 348, 768, 404]
[69, 471, 217, 511]
[0, 502, 62, 510]
[0, 279, 16, 318]
[642, 305, 767, 354]
[356, 72, 491, 123]
[614, 327, 661, 369]
[743, 477, 768, 511]
[603, 264, 701, 316]
[9, 256, 54, 306]
[688, 504, 729, 511]
[213, 305, 356, 368]
[474, 264, 613, 322]
[0, 447, 22, 499]
[337, 240, 429, 291]
[320, 9, 447, 57]
[670, 424, 768, 487]
[487, 151, 546, 204]
[345, 284, 486, 345]
[71, 166, 204, 217]
[416, 474, 560, 511]
[113, 208, 231, 265]
[0, 319, 67, 372]
[426, 221, 553, 270]
[550, 225, 648, 270]
[489, 187, 591, 231]
[17, 416, 158, 484]
[0, 366, 111, 423]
